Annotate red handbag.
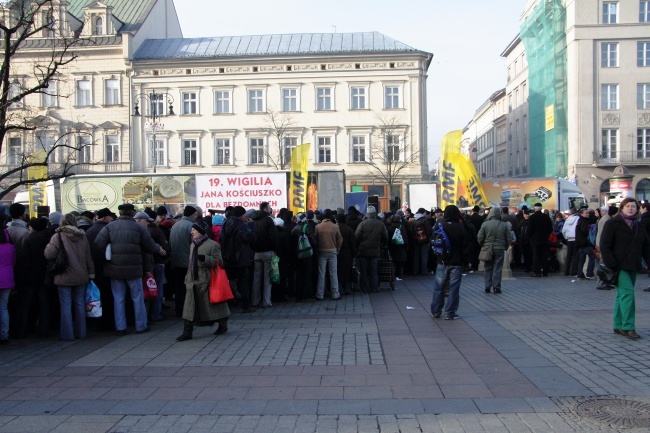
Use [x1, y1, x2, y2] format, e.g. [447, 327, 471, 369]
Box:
[143, 272, 158, 300]
[209, 263, 234, 304]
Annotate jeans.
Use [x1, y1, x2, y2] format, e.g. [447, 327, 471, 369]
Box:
[430, 264, 462, 316]
[58, 284, 87, 341]
[150, 264, 165, 321]
[577, 246, 596, 278]
[484, 250, 505, 290]
[111, 278, 147, 332]
[357, 256, 379, 292]
[412, 243, 430, 275]
[614, 270, 636, 331]
[317, 251, 340, 299]
[0, 289, 10, 341]
[252, 251, 273, 307]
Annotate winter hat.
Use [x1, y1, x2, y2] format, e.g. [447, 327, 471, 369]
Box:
[160, 219, 174, 229]
[377, 213, 385, 219]
[49, 211, 63, 226]
[232, 206, 246, 217]
[367, 206, 376, 216]
[296, 213, 307, 223]
[134, 211, 153, 222]
[192, 220, 209, 235]
[418, 208, 427, 214]
[96, 208, 115, 219]
[212, 215, 224, 226]
[244, 209, 256, 220]
[306, 210, 314, 220]
[156, 206, 168, 216]
[273, 217, 284, 227]
[29, 217, 48, 232]
[183, 205, 197, 217]
[534, 203, 543, 209]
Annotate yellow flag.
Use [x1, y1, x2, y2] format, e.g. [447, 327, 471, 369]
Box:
[27, 150, 48, 217]
[458, 154, 489, 208]
[440, 131, 462, 209]
[290, 143, 310, 215]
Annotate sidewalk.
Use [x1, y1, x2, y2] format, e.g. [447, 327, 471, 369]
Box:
[0, 271, 649, 432]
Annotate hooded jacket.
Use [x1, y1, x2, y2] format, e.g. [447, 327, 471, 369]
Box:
[477, 207, 512, 252]
[562, 214, 579, 241]
[44, 225, 95, 286]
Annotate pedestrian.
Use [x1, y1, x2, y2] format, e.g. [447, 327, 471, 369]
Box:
[314, 209, 343, 300]
[251, 202, 279, 308]
[596, 205, 618, 290]
[211, 214, 224, 245]
[176, 220, 230, 341]
[291, 213, 315, 301]
[169, 205, 198, 317]
[430, 205, 470, 320]
[388, 215, 408, 280]
[86, 208, 117, 332]
[575, 207, 597, 280]
[336, 214, 356, 294]
[600, 198, 650, 339]
[527, 203, 554, 277]
[44, 213, 95, 341]
[562, 208, 580, 276]
[354, 206, 388, 293]
[477, 207, 513, 294]
[411, 208, 432, 275]
[0, 215, 16, 345]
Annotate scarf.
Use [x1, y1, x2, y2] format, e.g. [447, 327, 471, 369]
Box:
[622, 214, 637, 229]
[190, 234, 209, 280]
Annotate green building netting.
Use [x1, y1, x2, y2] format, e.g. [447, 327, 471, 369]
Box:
[520, 0, 568, 178]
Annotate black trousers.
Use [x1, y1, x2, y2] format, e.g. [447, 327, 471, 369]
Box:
[225, 266, 250, 309]
[173, 267, 188, 317]
[564, 241, 579, 275]
[294, 258, 313, 300]
[532, 244, 549, 275]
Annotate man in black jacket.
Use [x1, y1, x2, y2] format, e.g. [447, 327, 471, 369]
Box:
[221, 206, 257, 313]
[527, 203, 554, 277]
[430, 205, 470, 320]
[251, 202, 279, 308]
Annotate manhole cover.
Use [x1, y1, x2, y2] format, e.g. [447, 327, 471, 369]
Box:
[576, 399, 650, 428]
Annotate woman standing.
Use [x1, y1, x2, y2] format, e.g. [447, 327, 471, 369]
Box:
[176, 220, 230, 341]
[44, 214, 95, 341]
[0, 215, 16, 345]
[600, 198, 650, 339]
[387, 215, 408, 281]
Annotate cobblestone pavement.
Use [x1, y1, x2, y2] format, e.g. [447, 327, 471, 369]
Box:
[0, 270, 649, 432]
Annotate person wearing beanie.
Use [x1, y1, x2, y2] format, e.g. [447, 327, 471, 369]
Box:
[169, 204, 199, 317]
[49, 211, 63, 228]
[430, 205, 471, 321]
[221, 204, 257, 312]
[211, 215, 225, 245]
[355, 205, 388, 293]
[155, 206, 168, 224]
[176, 217, 230, 341]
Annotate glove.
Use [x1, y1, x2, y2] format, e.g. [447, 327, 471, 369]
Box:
[198, 254, 205, 262]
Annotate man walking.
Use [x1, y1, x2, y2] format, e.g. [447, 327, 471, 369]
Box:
[355, 206, 388, 293]
[314, 209, 343, 300]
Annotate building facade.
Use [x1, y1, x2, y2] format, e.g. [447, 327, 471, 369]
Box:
[463, 89, 506, 179]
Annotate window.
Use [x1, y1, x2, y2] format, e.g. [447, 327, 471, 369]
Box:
[384, 86, 401, 109]
[94, 17, 103, 35]
[601, 42, 618, 67]
[351, 135, 366, 162]
[316, 87, 333, 111]
[105, 135, 119, 163]
[78, 135, 91, 163]
[350, 86, 367, 110]
[151, 138, 165, 167]
[523, 115, 528, 136]
[601, 129, 618, 158]
[43, 11, 54, 37]
[104, 79, 119, 105]
[8, 82, 21, 109]
[281, 88, 298, 112]
[182, 139, 198, 165]
[215, 138, 231, 165]
[603, 1, 618, 23]
[515, 89, 520, 107]
[8, 138, 21, 165]
[214, 90, 231, 114]
[639, 42, 650, 66]
[40, 80, 57, 108]
[638, 129, 650, 158]
[639, 84, 650, 109]
[317, 137, 332, 163]
[386, 135, 401, 162]
[181, 92, 197, 115]
[36, 133, 55, 163]
[641, 1, 650, 21]
[601, 84, 619, 110]
[247, 89, 264, 113]
[149, 93, 166, 116]
[283, 137, 297, 164]
[76, 79, 91, 106]
[250, 138, 264, 164]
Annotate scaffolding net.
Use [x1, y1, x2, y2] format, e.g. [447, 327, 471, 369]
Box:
[520, 0, 567, 177]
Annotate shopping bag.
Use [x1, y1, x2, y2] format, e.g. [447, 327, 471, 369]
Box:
[271, 254, 280, 284]
[209, 263, 234, 304]
[85, 280, 102, 318]
[143, 272, 158, 300]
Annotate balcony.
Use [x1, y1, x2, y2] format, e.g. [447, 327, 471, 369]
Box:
[592, 151, 650, 166]
[73, 162, 132, 174]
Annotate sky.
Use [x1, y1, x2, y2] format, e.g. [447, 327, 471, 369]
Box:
[173, 0, 526, 167]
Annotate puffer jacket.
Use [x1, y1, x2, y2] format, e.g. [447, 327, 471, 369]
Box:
[44, 225, 95, 286]
[562, 214, 579, 241]
[355, 216, 388, 258]
[170, 216, 194, 268]
[94, 216, 160, 280]
[600, 215, 650, 272]
[314, 219, 342, 253]
[477, 207, 512, 252]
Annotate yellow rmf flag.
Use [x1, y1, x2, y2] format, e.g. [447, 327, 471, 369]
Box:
[440, 131, 462, 209]
[27, 150, 48, 217]
[290, 143, 310, 215]
[458, 154, 489, 208]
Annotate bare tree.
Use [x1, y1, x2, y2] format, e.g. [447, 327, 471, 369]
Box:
[363, 113, 421, 191]
[0, 0, 86, 200]
[261, 108, 297, 171]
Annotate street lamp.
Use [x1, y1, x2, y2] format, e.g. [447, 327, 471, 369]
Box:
[133, 90, 174, 173]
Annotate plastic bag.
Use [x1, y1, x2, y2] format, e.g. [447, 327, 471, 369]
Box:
[209, 263, 234, 304]
[85, 280, 102, 318]
[271, 254, 280, 284]
[143, 272, 158, 301]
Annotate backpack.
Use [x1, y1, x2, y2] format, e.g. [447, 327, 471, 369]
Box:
[413, 219, 428, 244]
[391, 225, 404, 245]
[588, 223, 598, 246]
[297, 224, 313, 259]
[431, 222, 451, 257]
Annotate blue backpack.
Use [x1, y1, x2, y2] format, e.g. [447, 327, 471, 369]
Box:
[588, 223, 598, 246]
[431, 222, 451, 257]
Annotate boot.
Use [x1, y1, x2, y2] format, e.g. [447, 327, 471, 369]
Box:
[176, 320, 193, 341]
[214, 318, 228, 336]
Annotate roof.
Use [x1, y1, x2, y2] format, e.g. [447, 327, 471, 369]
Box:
[66, 0, 156, 33]
[133, 31, 426, 61]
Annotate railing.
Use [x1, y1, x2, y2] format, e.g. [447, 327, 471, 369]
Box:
[592, 151, 650, 165]
[73, 162, 132, 173]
